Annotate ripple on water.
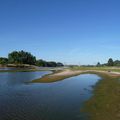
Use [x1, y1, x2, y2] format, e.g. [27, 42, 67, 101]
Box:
[0, 72, 100, 120]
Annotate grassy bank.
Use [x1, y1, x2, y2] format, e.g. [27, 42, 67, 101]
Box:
[32, 69, 83, 83]
[70, 66, 120, 72]
[82, 73, 120, 120]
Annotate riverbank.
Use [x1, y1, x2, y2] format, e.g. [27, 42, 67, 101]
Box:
[82, 73, 120, 120]
[32, 69, 120, 83]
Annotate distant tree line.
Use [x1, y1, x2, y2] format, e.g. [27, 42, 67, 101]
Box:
[97, 58, 120, 67]
[0, 50, 64, 67]
[36, 59, 64, 67]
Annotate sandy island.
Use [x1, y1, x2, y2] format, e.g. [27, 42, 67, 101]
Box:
[32, 69, 120, 83]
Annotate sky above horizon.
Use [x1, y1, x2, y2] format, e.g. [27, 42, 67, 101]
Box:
[0, 0, 120, 65]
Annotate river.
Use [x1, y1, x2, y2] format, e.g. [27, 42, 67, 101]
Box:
[0, 71, 100, 120]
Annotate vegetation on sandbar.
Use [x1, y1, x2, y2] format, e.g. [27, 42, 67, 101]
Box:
[32, 70, 82, 83]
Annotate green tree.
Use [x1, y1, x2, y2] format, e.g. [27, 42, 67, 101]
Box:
[0, 57, 8, 65]
[36, 60, 64, 67]
[114, 60, 120, 66]
[57, 62, 64, 67]
[36, 59, 47, 67]
[107, 58, 114, 66]
[46, 61, 57, 67]
[96, 62, 101, 67]
[8, 50, 36, 65]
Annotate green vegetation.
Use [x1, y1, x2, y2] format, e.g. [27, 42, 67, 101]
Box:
[82, 74, 120, 120]
[32, 74, 72, 83]
[36, 59, 63, 67]
[107, 58, 114, 66]
[0, 57, 8, 65]
[70, 66, 120, 72]
[0, 50, 64, 67]
[31, 70, 83, 83]
[8, 50, 36, 65]
[96, 58, 120, 67]
[96, 62, 101, 67]
[114, 60, 120, 66]
[32, 70, 82, 83]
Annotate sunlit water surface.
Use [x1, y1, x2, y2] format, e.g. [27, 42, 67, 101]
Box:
[0, 71, 100, 120]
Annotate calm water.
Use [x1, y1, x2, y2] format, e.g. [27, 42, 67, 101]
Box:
[0, 67, 15, 70]
[0, 71, 101, 120]
[0, 67, 29, 70]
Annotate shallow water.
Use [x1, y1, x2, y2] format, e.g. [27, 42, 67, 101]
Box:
[0, 67, 29, 71]
[0, 71, 100, 120]
[0, 67, 14, 70]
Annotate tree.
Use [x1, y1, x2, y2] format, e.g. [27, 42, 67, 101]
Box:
[36, 59, 47, 67]
[114, 60, 120, 66]
[46, 61, 57, 67]
[107, 58, 114, 66]
[0, 57, 8, 65]
[57, 62, 64, 67]
[8, 50, 36, 65]
[96, 62, 101, 67]
[36, 60, 64, 67]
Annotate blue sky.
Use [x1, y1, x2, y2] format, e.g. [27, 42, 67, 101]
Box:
[0, 0, 120, 65]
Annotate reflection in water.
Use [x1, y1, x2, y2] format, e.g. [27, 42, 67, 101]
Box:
[0, 67, 27, 70]
[0, 71, 100, 120]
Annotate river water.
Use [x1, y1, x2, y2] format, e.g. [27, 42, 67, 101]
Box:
[0, 71, 100, 120]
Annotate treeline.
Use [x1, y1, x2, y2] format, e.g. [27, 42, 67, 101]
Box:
[36, 59, 63, 67]
[97, 58, 120, 67]
[0, 50, 64, 67]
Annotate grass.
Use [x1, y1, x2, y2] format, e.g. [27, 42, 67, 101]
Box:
[32, 70, 82, 83]
[70, 66, 120, 72]
[82, 73, 120, 120]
